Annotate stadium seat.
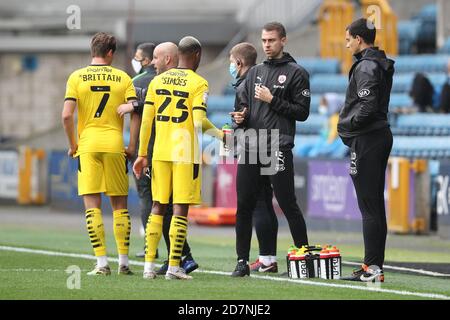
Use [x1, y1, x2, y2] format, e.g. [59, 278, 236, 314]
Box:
[388, 94, 413, 111]
[208, 95, 235, 113]
[396, 114, 450, 130]
[392, 73, 447, 93]
[292, 135, 321, 157]
[439, 37, 450, 54]
[412, 4, 437, 46]
[296, 114, 327, 135]
[393, 55, 449, 74]
[397, 20, 421, 55]
[310, 94, 321, 113]
[296, 57, 341, 75]
[310, 74, 347, 94]
[209, 112, 232, 128]
[392, 136, 450, 159]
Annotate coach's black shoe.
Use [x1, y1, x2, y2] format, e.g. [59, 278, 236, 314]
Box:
[156, 260, 169, 275]
[341, 264, 384, 283]
[231, 260, 250, 277]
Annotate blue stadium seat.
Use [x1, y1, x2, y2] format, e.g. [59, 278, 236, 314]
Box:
[295, 57, 341, 75]
[393, 55, 449, 74]
[389, 94, 413, 111]
[310, 94, 321, 113]
[209, 112, 232, 128]
[392, 72, 447, 93]
[296, 114, 327, 135]
[413, 4, 437, 45]
[292, 135, 321, 157]
[397, 20, 421, 55]
[310, 74, 347, 94]
[439, 37, 450, 54]
[392, 136, 450, 159]
[208, 95, 235, 113]
[396, 114, 450, 129]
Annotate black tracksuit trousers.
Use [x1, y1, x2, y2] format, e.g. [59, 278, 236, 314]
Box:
[343, 127, 393, 268]
[236, 150, 309, 261]
[253, 178, 278, 257]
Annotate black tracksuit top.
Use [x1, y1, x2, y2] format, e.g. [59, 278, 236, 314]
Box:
[238, 52, 311, 151]
[338, 47, 395, 139]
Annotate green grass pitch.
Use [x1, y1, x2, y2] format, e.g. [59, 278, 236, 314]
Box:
[1, 218, 450, 300]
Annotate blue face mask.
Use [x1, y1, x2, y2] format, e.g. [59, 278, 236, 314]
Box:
[229, 63, 238, 79]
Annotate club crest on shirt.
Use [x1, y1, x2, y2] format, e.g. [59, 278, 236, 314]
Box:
[278, 75, 287, 84]
[358, 89, 370, 98]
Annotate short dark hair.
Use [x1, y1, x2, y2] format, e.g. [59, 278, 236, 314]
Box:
[137, 42, 156, 59]
[347, 18, 376, 45]
[262, 21, 286, 38]
[230, 42, 257, 67]
[90, 32, 116, 58]
[178, 36, 202, 55]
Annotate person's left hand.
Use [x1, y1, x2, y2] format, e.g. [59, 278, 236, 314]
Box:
[117, 103, 133, 117]
[67, 144, 78, 157]
[229, 107, 248, 124]
[125, 146, 135, 160]
[255, 85, 273, 103]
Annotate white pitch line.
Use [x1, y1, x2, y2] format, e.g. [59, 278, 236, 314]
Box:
[343, 261, 450, 277]
[1, 245, 449, 300]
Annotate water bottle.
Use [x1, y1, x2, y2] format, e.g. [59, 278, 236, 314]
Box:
[319, 249, 331, 279]
[219, 123, 233, 157]
[329, 246, 342, 279]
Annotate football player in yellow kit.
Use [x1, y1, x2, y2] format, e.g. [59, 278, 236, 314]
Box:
[133, 36, 224, 280]
[62, 32, 140, 276]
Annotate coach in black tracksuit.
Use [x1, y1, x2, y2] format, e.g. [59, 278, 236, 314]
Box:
[230, 42, 279, 273]
[231, 22, 309, 277]
[338, 19, 394, 282]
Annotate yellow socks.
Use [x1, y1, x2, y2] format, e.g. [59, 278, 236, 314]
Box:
[144, 214, 164, 263]
[168, 215, 188, 267]
[85, 208, 106, 257]
[113, 209, 131, 257]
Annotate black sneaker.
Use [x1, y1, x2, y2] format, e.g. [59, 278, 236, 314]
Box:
[341, 264, 385, 282]
[231, 260, 250, 277]
[156, 260, 169, 275]
[181, 257, 199, 274]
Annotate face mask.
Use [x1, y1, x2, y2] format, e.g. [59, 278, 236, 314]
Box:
[318, 104, 328, 115]
[131, 59, 142, 74]
[229, 63, 238, 79]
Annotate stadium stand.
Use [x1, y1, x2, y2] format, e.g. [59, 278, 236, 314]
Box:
[202, 2, 450, 162]
[295, 57, 341, 75]
[295, 114, 327, 135]
[440, 38, 450, 54]
[397, 4, 437, 54]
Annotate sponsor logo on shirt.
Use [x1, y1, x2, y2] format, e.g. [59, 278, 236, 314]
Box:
[358, 89, 370, 98]
[301, 89, 311, 97]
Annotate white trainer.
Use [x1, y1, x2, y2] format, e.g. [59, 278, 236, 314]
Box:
[87, 265, 111, 276]
[165, 267, 193, 280]
[143, 271, 157, 279]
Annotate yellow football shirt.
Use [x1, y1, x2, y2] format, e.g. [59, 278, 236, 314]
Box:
[64, 65, 136, 155]
[138, 68, 222, 163]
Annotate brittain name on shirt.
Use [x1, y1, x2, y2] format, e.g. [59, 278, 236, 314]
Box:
[81, 73, 122, 82]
